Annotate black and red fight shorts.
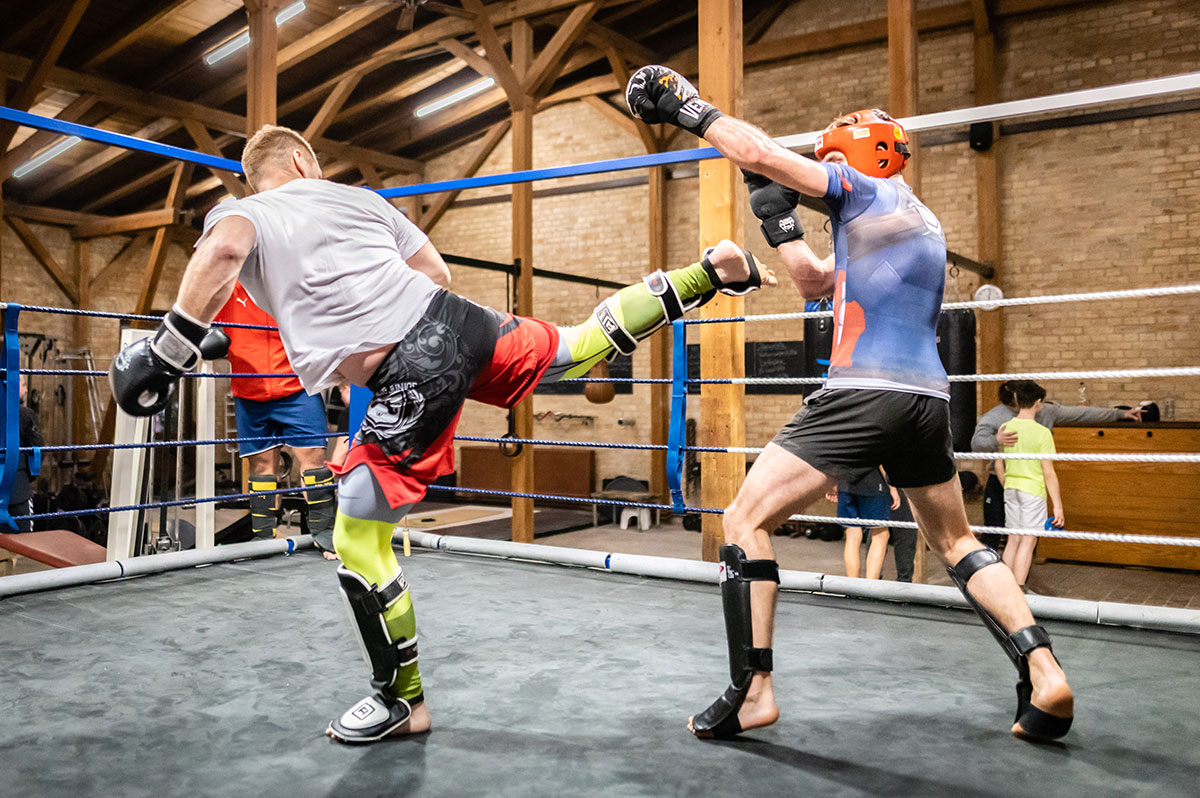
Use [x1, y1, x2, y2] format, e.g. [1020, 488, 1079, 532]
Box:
[330, 291, 559, 508]
[772, 388, 956, 489]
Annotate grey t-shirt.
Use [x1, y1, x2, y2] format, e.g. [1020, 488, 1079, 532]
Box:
[200, 179, 438, 392]
[971, 402, 1125, 453]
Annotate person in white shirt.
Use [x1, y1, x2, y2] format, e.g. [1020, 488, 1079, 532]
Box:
[109, 124, 776, 744]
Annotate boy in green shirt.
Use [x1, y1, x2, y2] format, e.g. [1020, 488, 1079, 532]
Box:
[996, 381, 1065, 590]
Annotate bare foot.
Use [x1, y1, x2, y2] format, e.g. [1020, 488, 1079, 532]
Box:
[1013, 651, 1073, 740]
[687, 674, 780, 739]
[322, 550, 340, 561]
[707, 239, 779, 289]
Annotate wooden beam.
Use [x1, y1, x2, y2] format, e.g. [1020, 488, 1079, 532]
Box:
[584, 21, 658, 66]
[889, 0, 922, 195]
[2, 202, 103, 227]
[71, 238, 92, 447]
[419, 120, 510, 233]
[245, 0, 285, 136]
[135, 163, 193, 313]
[0, 93, 101, 180]
[181, 120, 247, 199]
[601, 48, 660, 152]
[509, 25, 535, 545]
[522, 2, 601, 98]
[581, 95, 644, 141]
[303, 74, 363, 141]
[461, 0, 525, 110]
[438, 38, 498, 80]
[72, 208, 184, 239]
[5, 216, 80, 304]
[89, 233, 148, 289]
[697, 0, 744, 563]
[648, 162, 669, 503]
[746, 1, 786, 44]
[974, 0, 1005, 420]
[0, 0, 92, 153]
[76, 0, 191, 69]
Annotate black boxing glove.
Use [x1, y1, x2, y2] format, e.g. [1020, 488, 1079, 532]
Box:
[625, 65, 723, 137]
[109, 305, 229, 417]
[743, 170, 804, 248]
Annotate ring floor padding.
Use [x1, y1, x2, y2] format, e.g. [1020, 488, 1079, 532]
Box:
[1, 551, 1198, 798]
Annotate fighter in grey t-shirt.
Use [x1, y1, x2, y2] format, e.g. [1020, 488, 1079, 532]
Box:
[108, 124, 777, 745]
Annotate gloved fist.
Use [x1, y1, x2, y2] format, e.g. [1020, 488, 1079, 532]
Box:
[625, 65, 723, 137]
[743, 170, 804, 248]
[109, 305, 229, 417]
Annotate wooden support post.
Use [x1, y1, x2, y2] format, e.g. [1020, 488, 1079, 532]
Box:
[509, 31, 535, 544]
[973, 1, 1005, 417]
[72, 239, 91, 448]
[888, 0, 921, 197]
[245, 0, 285, 136]
[648, 162, 670, 502]
[136, 163, 194, 313]
[889, 0, 926, 582]
[697, 0, 744, 562]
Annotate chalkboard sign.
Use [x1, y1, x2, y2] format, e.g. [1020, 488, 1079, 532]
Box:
[686, 340, 806, 395]
[534, 354, 634, 395]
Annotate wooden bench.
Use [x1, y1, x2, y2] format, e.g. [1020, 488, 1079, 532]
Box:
[0, 530, 107, 569]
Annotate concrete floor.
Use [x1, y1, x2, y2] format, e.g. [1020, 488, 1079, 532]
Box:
[2, 548, 1199, 798]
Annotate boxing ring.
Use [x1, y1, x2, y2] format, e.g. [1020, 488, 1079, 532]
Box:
[3, 70, 1200, 795]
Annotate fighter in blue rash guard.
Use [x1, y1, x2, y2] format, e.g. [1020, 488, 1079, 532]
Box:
[626, 66, 1074, 745]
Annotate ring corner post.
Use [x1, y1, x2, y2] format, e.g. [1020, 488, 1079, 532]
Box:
[195, 362, 216, 549]
[697, 0, 745, 563]
[0, 303, 22, 530]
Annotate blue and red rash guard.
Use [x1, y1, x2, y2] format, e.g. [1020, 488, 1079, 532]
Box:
[820, 162, 950, 400]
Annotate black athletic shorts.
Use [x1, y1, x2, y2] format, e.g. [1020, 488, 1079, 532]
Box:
[771, 388, 956, 489]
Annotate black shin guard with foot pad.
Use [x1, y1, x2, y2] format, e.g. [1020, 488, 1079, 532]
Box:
[302, 466, 337, 553]
[947, 548, 1072, 740]
[328, 566, 423, 743]
[691, 544, 779, 738]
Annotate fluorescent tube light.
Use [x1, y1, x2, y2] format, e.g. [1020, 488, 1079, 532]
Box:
[414, 78, 496, 118]
[204, 2, 306, 66]
[13, 136, 82, 178]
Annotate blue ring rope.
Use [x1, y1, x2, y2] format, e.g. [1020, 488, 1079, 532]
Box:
[17, 305, 275, 330]
[0, 105, 242, 173]
[378, 146, 721, 198]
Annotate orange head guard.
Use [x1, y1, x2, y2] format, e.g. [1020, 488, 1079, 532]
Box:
[814, 109, 910, 178]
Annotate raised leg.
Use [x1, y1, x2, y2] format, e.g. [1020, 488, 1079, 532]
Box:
[905, 478, 1073, 741]
[545, 240, 775, 382]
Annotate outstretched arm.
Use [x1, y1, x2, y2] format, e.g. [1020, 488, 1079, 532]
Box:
[177, 215, 257, 323]
[703, 116, 831, 198]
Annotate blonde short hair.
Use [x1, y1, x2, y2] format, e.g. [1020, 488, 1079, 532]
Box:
[241, 125, 318, 189]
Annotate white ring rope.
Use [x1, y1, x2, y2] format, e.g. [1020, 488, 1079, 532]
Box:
[785, 513, 1200, 548]
[702, 447, 1200, 463]
[707, 283, 1200, 324]
[724, 366, 1200, 385]
[773, 71, 1200, 150]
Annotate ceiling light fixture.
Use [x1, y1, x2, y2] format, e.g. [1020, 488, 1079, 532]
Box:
[414, 77, 496, 118]
[13, 136, 82, 178]
[204, 1, 306, 66]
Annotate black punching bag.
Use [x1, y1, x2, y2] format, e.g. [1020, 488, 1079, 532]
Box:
[802, 299, 834, 397]
[936, 309, 977, 452]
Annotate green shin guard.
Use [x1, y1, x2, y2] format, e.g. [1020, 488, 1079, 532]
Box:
[560, 261, 717, 379]
[302, 466, 337, 553]
[248, 475, 279, 539]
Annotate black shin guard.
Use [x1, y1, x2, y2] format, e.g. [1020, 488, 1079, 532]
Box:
[329, 565, 423, 743]
[302, 466, 337, 553]
[692, 544, 779, 738]
[948, 548, 1072, 740]
[248, 475, 279, 539]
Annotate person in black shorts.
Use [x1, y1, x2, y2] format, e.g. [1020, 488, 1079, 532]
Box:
[626, 65, 1074, 743]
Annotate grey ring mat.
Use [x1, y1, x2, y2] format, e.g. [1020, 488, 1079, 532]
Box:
[1, 550, 1197, 798]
